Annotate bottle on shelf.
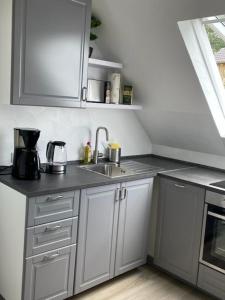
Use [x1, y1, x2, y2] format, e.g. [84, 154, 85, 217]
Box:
[104, 81, 111, 104]
[109, 73, 121, 104]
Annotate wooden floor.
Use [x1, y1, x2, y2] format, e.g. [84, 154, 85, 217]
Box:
[72, 265, 213, 300]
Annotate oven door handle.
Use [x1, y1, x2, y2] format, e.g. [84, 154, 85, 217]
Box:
[208, 211, 225, 221]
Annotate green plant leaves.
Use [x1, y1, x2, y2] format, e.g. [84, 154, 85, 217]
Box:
[91, 15, 102, 28]
[90, 15, 101, 41]
[90, 33, 98, 41]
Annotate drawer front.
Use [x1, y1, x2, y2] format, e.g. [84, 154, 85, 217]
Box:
[198, 264, 225, 299]
[26, 217, 78, 257]
[205, 190, 225, 208]
[24, 245, 76, 300]
[27, 190, 80, 226]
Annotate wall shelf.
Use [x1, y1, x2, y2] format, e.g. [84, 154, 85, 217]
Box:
[85, 102, 142, 110]
[88, 58, 123, 70]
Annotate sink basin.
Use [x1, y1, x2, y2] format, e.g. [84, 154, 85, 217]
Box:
[79, 160, 160, 178]
[80, 163, 135, 178]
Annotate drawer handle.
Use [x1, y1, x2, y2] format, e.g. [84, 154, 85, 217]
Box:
[43, 253, 60, 261]
[46, 195, 63, 202]
[174, 184, 185, 188]
[45, 225, 62, 232]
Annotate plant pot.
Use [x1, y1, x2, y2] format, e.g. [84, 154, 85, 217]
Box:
[89, 47, 93, 58]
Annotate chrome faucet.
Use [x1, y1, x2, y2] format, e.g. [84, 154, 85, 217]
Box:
[93, 127, 109, 164]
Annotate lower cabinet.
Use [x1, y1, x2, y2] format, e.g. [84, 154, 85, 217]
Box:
[154, 177, 205, 285]
[198, 264, 225, 299]
[115, 180, 152, 276]
[24, 245, 76, 300]
[75, 178, 153, 294]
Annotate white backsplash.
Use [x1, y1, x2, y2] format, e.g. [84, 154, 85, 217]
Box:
[0, 104, 152, 165]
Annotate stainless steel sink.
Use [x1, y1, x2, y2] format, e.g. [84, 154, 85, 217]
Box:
[80, 163, 135, 178]
[79, 160, 160, 178]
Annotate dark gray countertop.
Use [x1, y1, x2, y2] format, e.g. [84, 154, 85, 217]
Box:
[159, 166, 225, 194]
[1, 155, 225, 197]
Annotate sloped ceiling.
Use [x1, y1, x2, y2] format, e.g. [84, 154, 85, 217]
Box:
[92, 0, 225, 157]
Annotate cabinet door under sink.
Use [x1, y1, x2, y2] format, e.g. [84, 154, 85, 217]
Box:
[115, 178, 153, 276]
[75, 184, 120, 294]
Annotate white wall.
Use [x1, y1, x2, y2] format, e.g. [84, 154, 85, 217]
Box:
[0, 105, 151, 165]
[92, 0, 225, 169]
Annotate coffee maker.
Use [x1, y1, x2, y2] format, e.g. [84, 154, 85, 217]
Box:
[12, 128, 41, 180]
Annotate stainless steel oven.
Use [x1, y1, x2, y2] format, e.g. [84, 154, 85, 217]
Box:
[200, 194, 225, 274]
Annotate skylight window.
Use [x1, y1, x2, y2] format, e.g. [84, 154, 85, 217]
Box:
[178, 16, 225, 138]
[204, 16, 225, 87]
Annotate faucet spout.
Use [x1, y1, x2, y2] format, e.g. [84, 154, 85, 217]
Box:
[94, 127, 109, 164]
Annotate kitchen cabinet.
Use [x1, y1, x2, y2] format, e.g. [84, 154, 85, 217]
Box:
[0, 185, 80, 300]
[198, 264, 225, 299]
[154, 177, 205, 285]
[115, 180, 152, 276]
[24, 245, 76, 300]
[75, 178, 153, 294]
[75, 184, 120, 293]
[2, 0, 91, 107]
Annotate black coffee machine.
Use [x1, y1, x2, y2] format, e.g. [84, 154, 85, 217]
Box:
[12, 128, 41, 180]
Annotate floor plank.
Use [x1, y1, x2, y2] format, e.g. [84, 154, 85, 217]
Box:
[72, 266, 213, 300]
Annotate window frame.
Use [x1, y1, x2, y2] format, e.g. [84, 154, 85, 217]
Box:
[178, 19, 225, 137]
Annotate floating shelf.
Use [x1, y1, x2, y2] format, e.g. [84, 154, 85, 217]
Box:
[88, 58, 123, 70]
[85, 102, 142, 111]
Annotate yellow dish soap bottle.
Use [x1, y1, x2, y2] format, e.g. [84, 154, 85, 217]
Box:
[84, 142, 92, 164]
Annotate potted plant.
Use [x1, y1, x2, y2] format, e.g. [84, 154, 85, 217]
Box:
[89, 15, 102, 58]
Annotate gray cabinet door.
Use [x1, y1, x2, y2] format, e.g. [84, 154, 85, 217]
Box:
[154, 178, 205, 284]
[115, 178, 153, 276]
[13, 0, 91, 107]
[75, 184, 120, 294]
[24, 245, 76, 300]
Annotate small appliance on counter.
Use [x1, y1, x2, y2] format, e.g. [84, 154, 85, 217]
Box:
[46, 141, 67, 174]
[108, 143, 121, 164]
[12, 128, 41, 180]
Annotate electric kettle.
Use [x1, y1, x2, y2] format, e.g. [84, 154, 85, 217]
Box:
[46, 141, 67, 174]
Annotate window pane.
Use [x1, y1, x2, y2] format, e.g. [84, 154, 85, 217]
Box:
[205, 24, 225, 86]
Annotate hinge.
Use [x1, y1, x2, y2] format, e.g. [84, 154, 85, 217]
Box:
[82, 87, 87, 102]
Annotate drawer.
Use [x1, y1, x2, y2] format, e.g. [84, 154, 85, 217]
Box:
[27, 190, 80, 226]
[24, 245, 76, 300]
[205, 190, 225, 208]
[198, 264, 225, 299]
[26, 217, 78, 257]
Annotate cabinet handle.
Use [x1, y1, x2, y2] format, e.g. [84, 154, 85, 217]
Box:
[82, 87, 87, 102]
[43, 253, 60, 261]
[45, 225, 62, 232]
[174, 184, 185, 188]
[115, 188, 121, 201]
[121, 187, 127, 200]
[46, 195, 63, 202]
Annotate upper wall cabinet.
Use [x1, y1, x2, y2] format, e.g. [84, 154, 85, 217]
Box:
[1, 0, 91, 108]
